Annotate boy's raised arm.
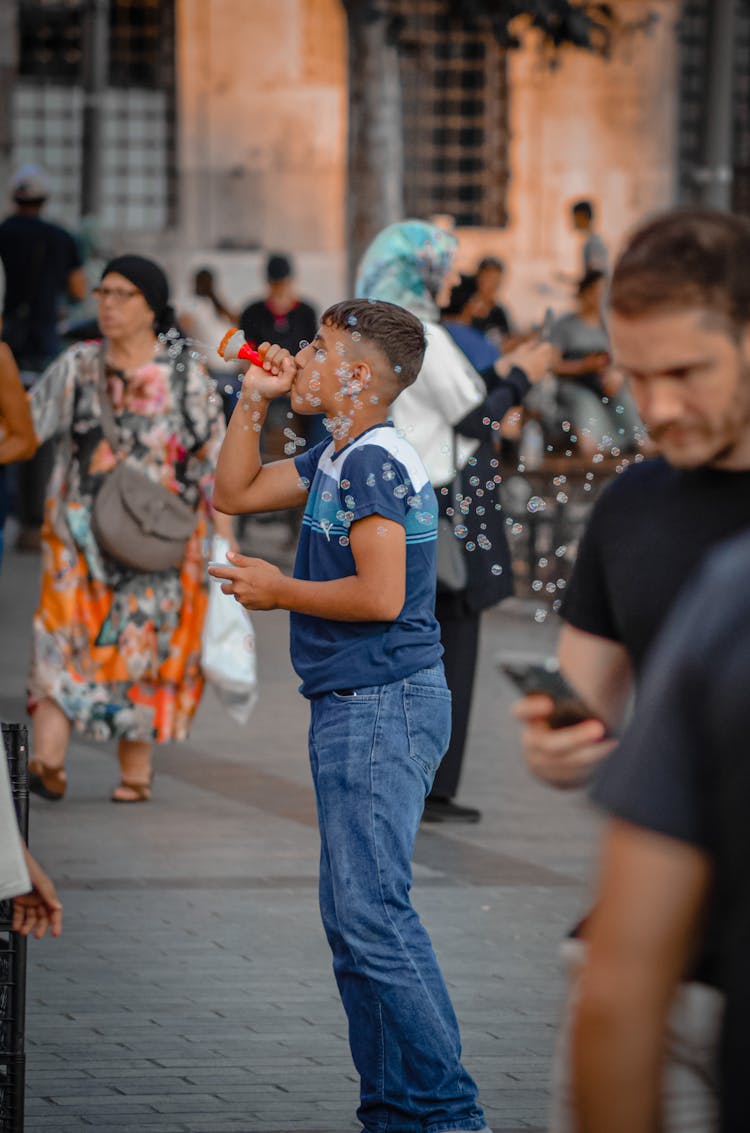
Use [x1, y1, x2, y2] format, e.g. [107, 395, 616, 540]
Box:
[212, 345, 309, 515]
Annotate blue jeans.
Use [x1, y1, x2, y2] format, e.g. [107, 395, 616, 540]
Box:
[308, 664, 486, 1133]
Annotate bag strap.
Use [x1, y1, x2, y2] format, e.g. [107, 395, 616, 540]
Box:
[447, 431, 463, 521]
[97, 344, 124, 457]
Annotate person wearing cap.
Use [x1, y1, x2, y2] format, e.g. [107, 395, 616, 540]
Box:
[0, 164, 87, 551]
[24, 254, 234, 804]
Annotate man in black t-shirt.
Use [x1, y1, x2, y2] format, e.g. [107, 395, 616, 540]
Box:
[574, 530, 750, 1132]
[0, 165, 86, 549]
[0, 165, 85, 370]
[514, 209, 750, 1130]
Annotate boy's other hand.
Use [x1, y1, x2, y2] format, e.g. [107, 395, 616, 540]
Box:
[242, 342, 298, 401]
[208, 552, 284, 610]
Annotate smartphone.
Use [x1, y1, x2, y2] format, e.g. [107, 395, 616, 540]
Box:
[497, 654, 607, 731]
[540, 307, 555, 342]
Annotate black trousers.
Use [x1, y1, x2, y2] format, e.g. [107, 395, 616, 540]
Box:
[429, 601, 481, 800]
[16, 438, 54, 529]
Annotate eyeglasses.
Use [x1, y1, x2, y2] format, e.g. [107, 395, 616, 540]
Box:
[93, 285, 141, 303]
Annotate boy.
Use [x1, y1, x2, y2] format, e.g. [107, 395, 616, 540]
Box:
[210, 299, 491, 1133]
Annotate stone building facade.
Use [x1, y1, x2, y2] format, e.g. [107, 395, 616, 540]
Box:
[3, 0, 681, 322]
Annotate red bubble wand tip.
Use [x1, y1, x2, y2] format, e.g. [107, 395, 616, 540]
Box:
[217, 328, 263, 367]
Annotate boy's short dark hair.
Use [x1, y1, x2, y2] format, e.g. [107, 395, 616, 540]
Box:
[477, 256, 504, 274]
[572, 200, 594, 220]
[609, 209, 750, 332]
[321, 298, 426, 393]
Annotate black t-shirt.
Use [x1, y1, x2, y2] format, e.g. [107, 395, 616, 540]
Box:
[561, 458, 750, 674]
[0, 214, 82, 366]
[592, 529, 750, 1133]
[472, 303, 511, 339]
[239, 298, 318, 356]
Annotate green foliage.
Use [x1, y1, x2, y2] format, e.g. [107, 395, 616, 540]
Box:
[343, 1, 622, 56]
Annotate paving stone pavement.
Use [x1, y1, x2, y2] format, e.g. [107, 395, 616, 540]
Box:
[0, 521, 602, 1133]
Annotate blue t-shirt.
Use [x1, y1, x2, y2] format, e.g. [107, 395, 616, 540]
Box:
[292, 424, 442, 697]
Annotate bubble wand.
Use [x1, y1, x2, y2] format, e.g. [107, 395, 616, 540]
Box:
[217, 327, 263, 367]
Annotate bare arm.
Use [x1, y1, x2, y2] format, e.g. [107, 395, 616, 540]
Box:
[0, 343, 37, 462]
[212, 349, 308, 515]
[13, 843, 63, 939]
[573, 820, 711, 1133]
[513, 624, 632, 788]
[209, 513, 406, 622]
[67, 266, 87, 303]
[551, 345, 609, 378]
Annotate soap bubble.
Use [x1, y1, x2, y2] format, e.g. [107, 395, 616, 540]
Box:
[491, 563, 503, 576]
[339, 535, 350, 547]
[454, 525, 468, 539]
[466, 541, 476, 552]
[527, 496, 546, 514]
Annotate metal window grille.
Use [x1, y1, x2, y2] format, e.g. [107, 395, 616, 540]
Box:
[677, 0, 750, 216]
[399, 1, 509, 227]
[12, 0, 177, 231]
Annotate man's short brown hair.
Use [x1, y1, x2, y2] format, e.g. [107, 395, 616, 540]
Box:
[609, 209, 750, 332]
[321, 298, 426, 395]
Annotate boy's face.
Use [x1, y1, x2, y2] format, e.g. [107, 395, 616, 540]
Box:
[292, 323, 373, 418]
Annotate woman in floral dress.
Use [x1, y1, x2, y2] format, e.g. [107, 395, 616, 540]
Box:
[27, 255, 234, 802]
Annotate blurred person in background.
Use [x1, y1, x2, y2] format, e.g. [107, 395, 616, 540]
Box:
[240, 253, 322, 541]
[471, 256, 517, 349]
[571, 199, 609, 276]
[441, 273, 501, 373]
[356, 220, 552, 823]
[177, 266, 241, 422]
[549, 269, 641, 457]
[0, 164, 87, 551]
[0, 341, 37, 567]
[25, 254, 233, 805]
[514, 208, 750, 1131]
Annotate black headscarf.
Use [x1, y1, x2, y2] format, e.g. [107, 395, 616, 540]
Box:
[101, 254, 177, 337]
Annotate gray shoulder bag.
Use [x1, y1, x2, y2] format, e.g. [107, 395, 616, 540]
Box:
[435, 434, 468, 593]
[91, 348, 199, 572]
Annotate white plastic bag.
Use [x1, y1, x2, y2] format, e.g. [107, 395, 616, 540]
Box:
[201, 535, 259, 725]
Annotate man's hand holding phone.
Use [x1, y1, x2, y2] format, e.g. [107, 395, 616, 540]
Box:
[512, 695, 616, 789]
[498, 656, 617, 789]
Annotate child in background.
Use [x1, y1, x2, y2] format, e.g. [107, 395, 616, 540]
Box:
[210, 298, 492, 1133]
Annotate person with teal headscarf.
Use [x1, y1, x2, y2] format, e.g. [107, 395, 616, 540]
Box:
[357, 220, 553, 824]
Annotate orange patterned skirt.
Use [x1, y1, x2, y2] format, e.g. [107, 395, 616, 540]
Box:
[28, 502, 209, 744]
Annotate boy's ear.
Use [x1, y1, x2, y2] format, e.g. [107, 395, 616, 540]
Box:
[350, 362, 372, 392]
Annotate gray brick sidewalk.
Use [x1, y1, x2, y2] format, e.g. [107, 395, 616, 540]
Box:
[0, 522, 601, 1132]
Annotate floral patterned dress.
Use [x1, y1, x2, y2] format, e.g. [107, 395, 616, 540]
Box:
[28, 340, 225, 743]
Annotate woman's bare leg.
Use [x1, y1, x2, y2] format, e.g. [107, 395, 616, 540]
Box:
[112, 739, 153, 801]
[29, 697, 72, 798]
[32, 698, 72, 772]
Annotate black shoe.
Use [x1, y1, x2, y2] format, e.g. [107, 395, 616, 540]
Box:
[422, 797, 481, 824]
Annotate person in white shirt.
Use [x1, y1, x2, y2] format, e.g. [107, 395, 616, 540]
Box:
[356, 220, 552, 822]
